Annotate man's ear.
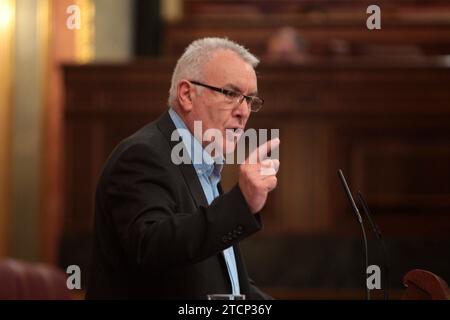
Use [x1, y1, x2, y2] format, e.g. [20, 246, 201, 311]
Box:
[177, 80, 194, 112]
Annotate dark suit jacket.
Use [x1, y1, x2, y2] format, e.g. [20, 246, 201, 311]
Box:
[86, 111, 271, 299]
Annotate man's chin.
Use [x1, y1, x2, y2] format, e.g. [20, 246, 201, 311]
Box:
[206, 139, 236, 160]
[223, 138, 237, 155]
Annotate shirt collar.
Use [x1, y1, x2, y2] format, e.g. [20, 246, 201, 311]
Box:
[168, 108, 224, 178]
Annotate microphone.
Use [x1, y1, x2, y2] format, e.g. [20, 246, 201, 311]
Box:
[337, 169, 370, 300]
[356, 191, 390, 300]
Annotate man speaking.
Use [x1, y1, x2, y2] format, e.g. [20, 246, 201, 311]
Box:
[86, 38, 280, 299]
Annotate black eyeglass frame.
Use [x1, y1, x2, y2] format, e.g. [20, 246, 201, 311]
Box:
[189, 80, 264, 112]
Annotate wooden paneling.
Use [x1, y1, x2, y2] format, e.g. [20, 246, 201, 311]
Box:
[63, 58, 450, 241]
[163, 13, 450, 57]
[183, 0, 450, 15]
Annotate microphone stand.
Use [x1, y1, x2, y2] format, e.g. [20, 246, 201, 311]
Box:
[338, 169, 370, 300]
[357, 191, 390, 300]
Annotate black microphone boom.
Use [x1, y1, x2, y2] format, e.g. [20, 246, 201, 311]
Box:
[357, 191, 390, 300]
[337, 169, 370, 300]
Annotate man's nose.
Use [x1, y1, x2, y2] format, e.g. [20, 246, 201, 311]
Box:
[234, 97, 251, 119]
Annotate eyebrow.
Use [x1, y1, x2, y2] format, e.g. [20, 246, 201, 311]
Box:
[223, 83, 258, 96]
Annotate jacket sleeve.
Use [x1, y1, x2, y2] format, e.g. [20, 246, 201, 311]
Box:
[100, 142, 262, 273]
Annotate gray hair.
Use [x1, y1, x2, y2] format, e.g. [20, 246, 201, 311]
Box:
[168, 37, 259, 106]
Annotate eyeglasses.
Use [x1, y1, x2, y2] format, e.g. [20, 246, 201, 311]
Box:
[189, 80, 264, 112]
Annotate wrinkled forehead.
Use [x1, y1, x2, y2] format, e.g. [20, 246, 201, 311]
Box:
[201, 49, 257, 92]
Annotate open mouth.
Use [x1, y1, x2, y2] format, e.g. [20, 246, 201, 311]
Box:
[227, 127, 243, 134]
[226, 128, 244, 141]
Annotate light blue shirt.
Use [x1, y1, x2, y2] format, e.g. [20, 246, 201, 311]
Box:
[168, 108, 241, 295]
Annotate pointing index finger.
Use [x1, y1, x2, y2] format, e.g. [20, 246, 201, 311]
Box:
[247, 138, 280, 164]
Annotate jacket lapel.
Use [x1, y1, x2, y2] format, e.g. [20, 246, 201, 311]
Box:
[156, 110, 208, 208]
[179, 162, 209, 208]
[158, 112, 244, 294]
[217, 183, 224, 195]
